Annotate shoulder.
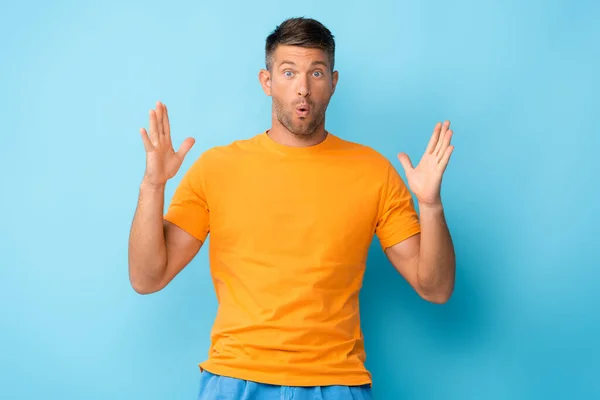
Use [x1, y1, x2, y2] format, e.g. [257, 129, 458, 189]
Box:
[186, 133, 263, 169]
[210, 134, 261, 156]
[331, 134, 394, 170]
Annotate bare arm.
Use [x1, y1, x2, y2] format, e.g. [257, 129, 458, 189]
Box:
[389, 120, 456, 303]
[128, 180, 202, 294]
[128, 101, 198, 294]
[385, 202, 455, 303]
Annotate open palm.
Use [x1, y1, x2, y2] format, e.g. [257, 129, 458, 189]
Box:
[398, 121, 454, 206]
[140, 101, 195, 186]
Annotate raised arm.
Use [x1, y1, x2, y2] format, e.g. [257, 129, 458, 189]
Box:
[384, 121, 456, 303]
[128, 101, 199, 294]
[385, 205, 455, 303]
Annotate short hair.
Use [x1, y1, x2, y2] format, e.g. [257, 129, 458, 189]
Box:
[265, 17, 335, 71]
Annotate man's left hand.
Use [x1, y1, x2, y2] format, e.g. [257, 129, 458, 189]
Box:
[397, 121, 454, 207]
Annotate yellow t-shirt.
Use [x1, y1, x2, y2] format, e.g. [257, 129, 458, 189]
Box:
[164, 131, 420, 387]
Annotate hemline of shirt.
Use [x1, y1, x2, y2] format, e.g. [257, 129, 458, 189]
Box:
[198, 360, 374, 388]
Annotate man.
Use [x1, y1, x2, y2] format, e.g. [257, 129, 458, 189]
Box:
[128, 17, 455, 400]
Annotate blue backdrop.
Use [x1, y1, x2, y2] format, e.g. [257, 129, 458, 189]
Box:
[1, 1, 599, 399]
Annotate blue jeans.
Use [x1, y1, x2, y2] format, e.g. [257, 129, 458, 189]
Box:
[197, 370, 373, 400]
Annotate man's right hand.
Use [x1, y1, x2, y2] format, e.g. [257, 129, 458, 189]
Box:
[140, 101, 195, 188]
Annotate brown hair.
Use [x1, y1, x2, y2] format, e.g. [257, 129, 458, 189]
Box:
[265, 17, 336, 71]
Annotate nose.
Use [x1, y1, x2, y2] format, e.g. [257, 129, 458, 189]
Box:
[297, 74, 310, 98]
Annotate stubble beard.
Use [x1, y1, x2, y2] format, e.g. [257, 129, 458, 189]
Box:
[273, 98, 328, 139]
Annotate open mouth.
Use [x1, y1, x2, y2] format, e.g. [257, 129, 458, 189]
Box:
[296, 105, 310, 117]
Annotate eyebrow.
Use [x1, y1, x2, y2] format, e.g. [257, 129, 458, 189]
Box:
[279, 60, 329, 68]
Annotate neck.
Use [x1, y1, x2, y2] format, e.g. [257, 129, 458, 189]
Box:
[267, 116, 328, 148]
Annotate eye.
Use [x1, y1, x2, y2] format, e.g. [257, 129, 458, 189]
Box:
[284, 71, 294, 77]
[313, 71, 323, 77]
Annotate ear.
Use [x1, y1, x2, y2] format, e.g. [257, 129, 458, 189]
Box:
[331, 70, 339, 95]
[258, 69, 272, 96]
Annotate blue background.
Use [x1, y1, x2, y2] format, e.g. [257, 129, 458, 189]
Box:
[1, 0, 599, 399]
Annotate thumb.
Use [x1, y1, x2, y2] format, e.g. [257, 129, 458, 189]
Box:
[177, 137, 195, 160]
[397, 152, 413, 172]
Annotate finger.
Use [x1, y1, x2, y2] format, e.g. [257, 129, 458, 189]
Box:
[397, 152, 413, 172]
[140, 128, 155, 152]
[149, 110, 160, 146]
[438, 145, 454, 172]
[176, 137, 195, 160]
[163, 103, 172, 145]
[155, 101, 164, 137]
[434, 120, 451, 155]
[426, 122, 442, 154]
[437, 129, 453, 162]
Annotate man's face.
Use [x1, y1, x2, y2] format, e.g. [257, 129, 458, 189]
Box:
[261, 45, 338, 137]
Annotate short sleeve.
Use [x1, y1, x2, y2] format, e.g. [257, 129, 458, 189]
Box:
[163, 153, 210, 243]
[375, 161, 421, 250]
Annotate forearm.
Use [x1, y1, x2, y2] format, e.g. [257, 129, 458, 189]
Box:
[128, 180, 168, 293]
[416, 202, 455, 302]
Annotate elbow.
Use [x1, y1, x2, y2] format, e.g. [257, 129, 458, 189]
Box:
[131, 282, 157, 295]
[129, 277, 155, 295]
[416, 266, 455, 304]
[422, 291, 452, 304]
[128, 268, 164, 295]
[419, 284, 454, 304]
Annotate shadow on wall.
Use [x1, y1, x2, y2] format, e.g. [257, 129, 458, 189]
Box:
[359, 225, 495, 399]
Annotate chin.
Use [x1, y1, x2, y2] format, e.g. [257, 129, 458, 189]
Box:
[291, 126, 317, 137]
[293, 127, 314, 136]
[275, 110, 322, 137]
